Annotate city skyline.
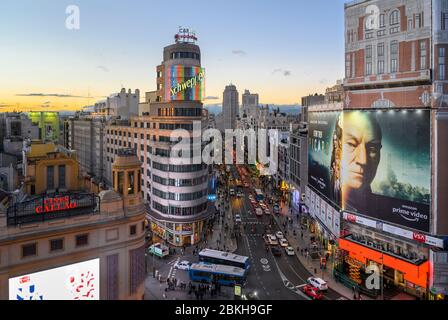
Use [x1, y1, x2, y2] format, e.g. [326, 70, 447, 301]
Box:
[0, 0, 345, 112]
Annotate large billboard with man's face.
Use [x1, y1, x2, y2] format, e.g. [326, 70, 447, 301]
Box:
[309, 110, 431, 232]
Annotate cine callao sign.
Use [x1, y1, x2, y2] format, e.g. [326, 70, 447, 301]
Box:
[35, 196, 78, 214]
[170, 71, 205, 97]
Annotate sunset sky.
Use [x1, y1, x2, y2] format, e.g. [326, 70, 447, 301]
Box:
[0, 0, 346, 112]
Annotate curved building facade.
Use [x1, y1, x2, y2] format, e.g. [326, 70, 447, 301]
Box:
[147, 39, 210, 247]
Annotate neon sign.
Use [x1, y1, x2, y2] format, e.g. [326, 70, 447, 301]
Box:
[175, 27, 197, 43]
[35, 196, 78, 214]
[170, 70, 204, 97]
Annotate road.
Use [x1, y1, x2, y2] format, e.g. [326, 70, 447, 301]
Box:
[144, 165, 347, 300]
[229, 165, 345, 300]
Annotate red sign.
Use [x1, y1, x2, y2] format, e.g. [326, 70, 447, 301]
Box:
[35, 196, 78, 214]
[413, 232, 426, 243]
[19, 276, 30, 284]
[346, 214, 357, 223]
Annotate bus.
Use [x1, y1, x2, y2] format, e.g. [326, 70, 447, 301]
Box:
[199, 249, 250, 270]
[255, 189, 264, 201]
[189, 263, 247, 287]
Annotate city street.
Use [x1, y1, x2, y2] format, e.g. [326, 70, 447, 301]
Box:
[145, 165, 348, 300]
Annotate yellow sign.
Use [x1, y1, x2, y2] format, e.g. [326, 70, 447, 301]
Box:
[234, 285, 241, 296]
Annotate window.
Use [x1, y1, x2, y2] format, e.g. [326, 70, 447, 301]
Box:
[420, 41, 427, 70]
[76, 234, 89, 247]
[378, 60, 385, 74]
[390, 10, 400, 25]
[366, 62, 372, 75]
[439, 48, 446, 80]
[378, 43, 384, 57]
[22, 243, 37, 258]
[442, 12, 448, 30]
[50, 238, 64, 252]
[58, 165, 66, 189]
[380, 14, 385, 28]
[130, 225, 137, 236]
[345, 54, 351, 78]
[128, 172, 135, 195]
[365, 45, 373, 75]
[47, 166, 54, 190]
[377, 43, 385, 74]
[391, 41, 399, 73]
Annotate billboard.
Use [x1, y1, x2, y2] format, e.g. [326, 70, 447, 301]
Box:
[165, 65, 205, 101]
[309, 110, 431, 232]
[9, 259, 100, 300]
[28, 112, 60, 142]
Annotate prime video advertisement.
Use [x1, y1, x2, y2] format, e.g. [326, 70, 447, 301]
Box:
[308, 110, 431, 232]
[9, 259, 100, 300]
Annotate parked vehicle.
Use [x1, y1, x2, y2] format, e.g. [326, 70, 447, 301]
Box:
[302, 285, 324, 300]
[307, 277, 328, 291]
[148, 243, 169, 258]
[255, 208, 263, 217]
[276, 231, 284, 239]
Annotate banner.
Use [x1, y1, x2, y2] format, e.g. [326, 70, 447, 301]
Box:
[309, 110, 431, 232]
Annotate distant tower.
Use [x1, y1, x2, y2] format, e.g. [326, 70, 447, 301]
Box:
[223, 84, 239, 130]
[112, 149, 143, 210]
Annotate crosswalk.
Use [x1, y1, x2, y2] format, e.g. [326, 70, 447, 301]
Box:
[167, 257, 180, 279]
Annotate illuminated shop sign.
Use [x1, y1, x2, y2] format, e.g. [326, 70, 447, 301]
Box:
[35, 196, 78, 214]
[170, 70, 204, 97]
[175, 27, 198, 43]
[342, 212, 444, 249]
[9, 259, 100, 300]
[6, 193, 98, 226]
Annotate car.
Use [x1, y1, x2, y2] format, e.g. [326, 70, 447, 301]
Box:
[230, 189, 235, 196]
[271, 246, 282, 257]
[273, 204, 280, 214]
[276, 231, 284, 239]
[279, 238, 289, 247]
[302, 285, 323, 300]
[235, 214, 242, 223]
[174, 260, 191, 271]
[264, 208, 271, 215]
[237, 191, 244, 197]
[307, 277, 328, 291]
[255, 208, 263, 217]
[285, 246, 295, 256]
[268, 235, 278, 245]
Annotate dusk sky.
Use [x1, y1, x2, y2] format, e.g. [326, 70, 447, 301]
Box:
[0, 0, 346, 112]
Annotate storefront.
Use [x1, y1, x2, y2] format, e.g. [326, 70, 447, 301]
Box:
[339, 237, 429, 299]
[150, 220, 204, 247]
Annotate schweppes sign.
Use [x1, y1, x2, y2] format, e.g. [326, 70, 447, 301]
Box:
[170, 70, 205, 97]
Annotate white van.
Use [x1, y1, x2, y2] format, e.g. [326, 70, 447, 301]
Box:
[307, 277, 328, 291]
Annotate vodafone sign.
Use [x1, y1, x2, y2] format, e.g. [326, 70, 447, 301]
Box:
[343, 212, 444, 249]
